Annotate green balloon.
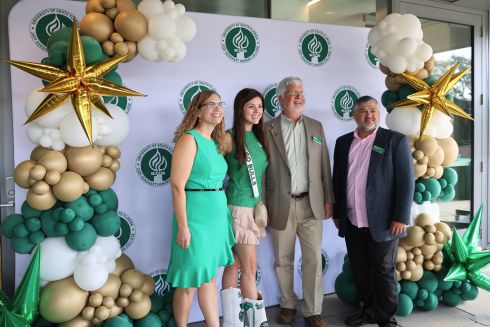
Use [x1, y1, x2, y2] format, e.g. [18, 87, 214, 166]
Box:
[342, 260, 353, 278]
[81, 36, 108, 65]
[40, 212, 58, 237]
[417, 271, 438, 293]
[398, 84, 417, 100]
[21, 202, 42, 219]
[397, 294, 413, 316]
[381, 90, 399, 109]
[150, 294, 166, 313]
[438, 178, 448, 189]
[103, 70, 122, 86]
[60, 209, 76, 223]
[442, 290, 462, 306]
[68, 217, 85, 232]
[28, 231, 45, 245]
[424, 75, 436, 85]
[102, 314, 133, 327]
[420, 292, 438, 311]
[466, 251, 490, 272]
[158, 310, 170, 323]
[25, 218, 42, 232]
[413, 192, 423, 204]
[442, 168, 458, 185]
[100, 188, 118, 210]
[420, 178, 441, 201]
[439, 184, 455, 201]
[435, 268, 453, 291]
[89, 194, 103, 207]
[11, 238, 35, 254]
[400, 280, 419, 300]
[461, 283, 478, 301]
[95, 203, 109, 214]
[47, 49, 66, 67]
[54, 222, 69, 236]
[1, 214, 24, 238]
[416, 289, 428, 300]
[91, 210, 121, 236]
[47, 27, 72, 48]
[334, 272, 359, 305]
[65, 223, 97, 251]
[64, 196, 94, 222]
[415, 183, 425, 193]
[463, 205, 483, 254]
[134, 313, 161, 327]
[13, 224, 29, 239]
[445, 262, 467, 281]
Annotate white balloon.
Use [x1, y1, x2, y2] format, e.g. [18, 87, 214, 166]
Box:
[167, 8, 179, 19]
[26, 123, 43, 144]
[25, 89, 72, 128]
[157, 39, 168, 51]
[385, 107, 421, 136]
[138, 36, 160, 61]
[410, 201, 440, 225]
[172, 43, 187, 62]
[60, 112, 99, 147]
[397, 37, 417, 56]
[74, 263, 109, 291]
[162, 0, 176, 11]
[149, 14, 176, 39]
[94, 236, 122, 260]
[40, 237, 78, 282]
[52, 140, 66, 151]
[94, 104, 130, 146]
[39, 134, 53, 148]
[381, 34, 399, 55]
[429, 110, 454, 139]
[387, 56, 407, 74]
[175, 15, 197, 43]
[416, 43, 433, 61]
[137, 0, 164, 19]
[175, 3, 186, 15]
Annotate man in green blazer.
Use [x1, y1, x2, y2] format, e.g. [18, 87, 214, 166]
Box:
[264, 76, 335, 327]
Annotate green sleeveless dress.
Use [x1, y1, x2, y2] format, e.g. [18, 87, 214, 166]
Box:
[166, 129, 235, 288]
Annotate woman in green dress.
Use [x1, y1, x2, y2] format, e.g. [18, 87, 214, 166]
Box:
[167, 90, 235, 327]
[221, 88, 269, 327]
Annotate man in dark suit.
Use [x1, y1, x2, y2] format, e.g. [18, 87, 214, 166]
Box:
[332, 96, 414, 327]
[265, 76, 335, 327]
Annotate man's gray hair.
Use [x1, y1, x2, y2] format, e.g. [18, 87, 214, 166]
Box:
[276, 76, 303, 98]
[353, 95, 379, 112]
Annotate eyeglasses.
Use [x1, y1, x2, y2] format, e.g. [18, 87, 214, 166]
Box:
[200, 102, 226, 110]
[284, 90, 305, 97]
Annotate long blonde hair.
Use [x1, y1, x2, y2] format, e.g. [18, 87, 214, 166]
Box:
[173, 90, 227, 153]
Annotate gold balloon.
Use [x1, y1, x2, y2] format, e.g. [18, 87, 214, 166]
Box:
[30, 164, 47, 181]
[14, 160, 36, 188]
[396, 247, 407, 263]
[94, 306, 110, 321]
[117, 0, 136, 11]
[52, 171, 86, 202]
[424, 260, 435, 270]
[113, 254, 134, 276]
[66, 146, 104, 176]
[27, 190, 57, 210]
[40, 277, 89, 323]
[106, 146, 121, 159]
[124, 296, 151, 319]
[414, 163, 427, 179]
[110, 160, 121, 172]
[438, 137, 459, 166]
[427, 146, 444, 167]
[109, 305, 123, 318]
[5, 18, 144, 145]
[141, 275, 155, 296]
[45, 170, 62, 185]
[119, 284, 132, 298]
[414, 255, 424, 265]
[406, 225, 425, 247]
[415, 136, 438, 156]
[414, 213, 433, 227]
[409, 264, 424, 281]
[80, 13, 114, 43]
[420, 244, 438, 256]
[390, 64, 473, 139]
[412, 247, 422, 256]
[32, 181, 50, 195]
[103, 297, 115, 308]
[129, 290, 143, 302]
[116, 297, 129, 307]
[95, 274, 121, 298]
[60, 315, 91, 327]
[114, 10, 148, 42]
[101, 0, 116, 9]
[81, 306, 95, 320]
[102, 154, 113, 167]
[85, 167, 115, 190]
[86, 0, 104, 13]
[435, 222, 452, 243]
[121, 269, 144, 289]
[37, 151, 68, 172]
[88, 293, 103, 307]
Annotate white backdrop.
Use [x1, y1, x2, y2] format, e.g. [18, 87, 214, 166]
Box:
[8, 0, 386, 322]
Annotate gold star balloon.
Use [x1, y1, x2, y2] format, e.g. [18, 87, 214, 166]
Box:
[389, 64, 473, 139]
[5, 18, 144, 144]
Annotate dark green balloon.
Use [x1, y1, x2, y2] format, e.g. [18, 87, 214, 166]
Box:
[425, 75, 437, 86]
[65, 196, 94, 221]
[398, 84, 417, 100]
[150, 294, 166, 313]
[461, 283, 478, 301]
[81, 36, 108, 65]
[417, 288, 428, 300]
[415, 183, 425, 193]
[91, 210, 121, 236]
[381, 90, 399, 109]
[40, 212, 58, 237]
[417, 271, 438, 293]
[400, 280, 419, 300]
[21, 202, 42, 219]
[442, 290, 462, 306]
[158, 310, 170, 323]
[334, 272, 359, 305]
[134, 313, 161, 327]
[60, 208, 76, 223]
[1, 214, 24, 238]
[68, 217, 85, 232]
[11, 237, 35, 254]
[28, 231, 45, 244]
[420, 292, 439, 311]
[397, 294, 413, 316]
[14, 224, 29, 239]
[25, 218, 42, 232]
[100, 188, 118, 210]
[413, 192, 423, 204]
[420, 178, 442, 201]
[103, 70, 122, 86]
[102, 314, 133, 327]
[89, 194, 103, 207]
[54, 222, 69, 236]
[65, 223, 97, 251]
[442, 167, 458, 185]
[95, 203, 109, 215]
[47, 27, 72, 48]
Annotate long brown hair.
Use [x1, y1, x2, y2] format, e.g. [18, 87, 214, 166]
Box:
[173, 90, 227, 153]
[232, 88, 269, 166]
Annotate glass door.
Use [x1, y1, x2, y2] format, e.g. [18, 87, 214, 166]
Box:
[396, 0, 487, 247]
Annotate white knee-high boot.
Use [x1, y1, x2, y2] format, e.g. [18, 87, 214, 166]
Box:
[242, 293, 268, 327]
[221, 288, 244, 327]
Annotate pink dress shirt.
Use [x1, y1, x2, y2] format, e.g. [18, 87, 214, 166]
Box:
[346, 127, 379, 227]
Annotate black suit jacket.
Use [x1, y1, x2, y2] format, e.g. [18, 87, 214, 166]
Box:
[332, 127, 415, 242]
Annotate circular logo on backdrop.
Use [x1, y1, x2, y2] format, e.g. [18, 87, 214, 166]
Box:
[263, 84, 282, 119]
[104, 95, 133, 114]
[115, 211, 136, 251]
[136, 143, 173, 187]
[151, 269, 172, 296]
[237, 264, 262, 287]
[221, 23, 260, 63]
[332, 86, 361, 121]
[297, 249, 329, 277]
[30, 8, 75, 51]
[365, 44, 379, 69]
[298, 29, 331, 66]
[178, 80, 215, 114]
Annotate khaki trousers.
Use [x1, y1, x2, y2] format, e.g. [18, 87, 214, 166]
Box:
[270, 195, 324, 317]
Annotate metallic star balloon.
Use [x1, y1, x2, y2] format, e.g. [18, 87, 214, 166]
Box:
[389, 64, 473, 139]
[443, 205, 490, 292]
[0, 246, 40, 326]
[5, 18, 144, 144]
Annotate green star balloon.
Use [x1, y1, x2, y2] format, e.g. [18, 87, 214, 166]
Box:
[0, 245, 41, 326]
[443, 205, 490, 292]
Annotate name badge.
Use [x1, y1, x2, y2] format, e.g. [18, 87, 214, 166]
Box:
[312, 136, 322, 144]
[372, 145, 385, 154]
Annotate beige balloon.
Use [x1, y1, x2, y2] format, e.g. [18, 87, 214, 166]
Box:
[116, 0, 136, 11]
[379, 63, 391, 75]
[121, 269, 145, 289]
[114, 10, 148, 42]
[424, 260, 435, 270]
[432, 253, 444, 265]
[110, 32, 124, 43]
[406, 225, 425, 247]
[86, 0, 104, 13]
[401, 270, 411, 280]
[81, 306, 95, 320]
[434, 222, 452, 243]
[101, 0, 116, 9]
[45, 170, 62, 185]
[117, 297, 129, 307]
[420, 243, 438, 257]
[109, 305, 124, 318]
[60, 315, 91, 327]
[95, 274, 122, 298]
[27, 190, 57, 210]
[414, 255, 424, 265]
[113, 254, 135, 276]
[32, 181, 50, 195]
[14, 160, 36, 188]
[425, 225, 436, 233]
[85, 167, 115, 191]
[409, 264, 424, 281]
[88, 293, 103, 307]
[119, 284, 133, 298]
[411, 247, 422, 256]
[124, 296, 151, 319]
[427, 146, 444, 167]
[102, 41, 115, 56]
[415, 136, 438, 156]
[399, 237, 413, 251]
[141, 275, 155, 295]
[66, 146, 104, 176]
[95, 306, 110, 321]
[110, 160, 121, 172]
[38, 151, 68, 172]
[30, 146, 53, 161]
[80, 13, 114, 43]
[106, 7, 119, 20]
[40, 277, 89, 323]
[438, 137, 459, 166]
[414, 163, 427, 179]
[30, 164, 47, 181]
[396, 247, 407, 263]
[396, 262, 406, 272]
[106, 146, 121, 159]
[433, 165, 444, 179]
[52, 171, 86, 202]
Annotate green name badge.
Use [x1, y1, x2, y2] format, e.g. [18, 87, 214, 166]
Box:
[312, 136, 322, 144]
[372, 145, 385, 154]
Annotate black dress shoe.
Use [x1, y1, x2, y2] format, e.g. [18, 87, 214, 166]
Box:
[345, 311, 376, 327]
